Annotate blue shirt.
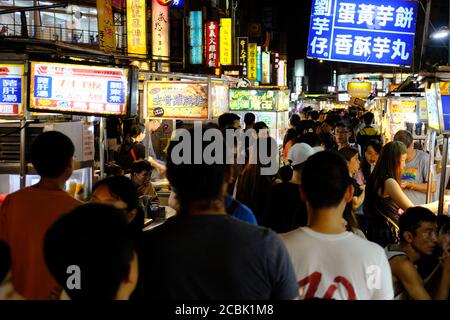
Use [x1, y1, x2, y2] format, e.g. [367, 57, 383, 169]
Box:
[225, 195, 257, 225]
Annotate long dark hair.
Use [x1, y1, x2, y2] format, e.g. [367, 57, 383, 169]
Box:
[361, 139, 383, 182]
[368, 141, 407, 196]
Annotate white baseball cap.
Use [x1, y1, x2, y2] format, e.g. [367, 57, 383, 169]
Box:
[288, 143, 318, 167]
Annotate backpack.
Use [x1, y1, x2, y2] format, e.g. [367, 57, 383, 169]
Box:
[226, 198, 241, 216]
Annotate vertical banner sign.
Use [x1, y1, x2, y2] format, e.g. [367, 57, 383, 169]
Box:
[307, 0, 418, 67]
[127, 0, 147, 55]
[256, 46, 262, 82]
[247, 43, 257, 80]
[189, 11, 203, 65]
[97, 0, 116, 52]
[237, 37, 248, 76]
[206, 21, 219, 67]
[278, 60, 286, 86]
[0, 64, 24, 116]
[262, 51, 271, 84]
[152, 0, 170, 70]
[220, 18, 232, 65]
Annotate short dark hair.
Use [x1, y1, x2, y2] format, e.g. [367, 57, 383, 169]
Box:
[310, 110, 320, 121]
[278, 165, 293, 183]
[437, 215, 450, 234]
[44, 203, 135, 300]
[302, 151, 351, 209]
[362, 112, 375, 125]
[167, 126, 228, 207]
[335, 122, 352, 131]
[290, 114, 301, 127]
[339, 146, 359, 162]
[254, 121, 269, 133]
[130, 160, 153, 175]
[297, 132, 322, 147]
[92, 175, 143, 236]
[31, 131, 74, 178]
[323, 118, 335, 128]
[0, 240, 11, 283]
[105, 163, 124, 177]
[244, 112, 256, 126]
[218, 113, 240, 130]
[394, 130, 413, 148]
[399, 207, 436, 242]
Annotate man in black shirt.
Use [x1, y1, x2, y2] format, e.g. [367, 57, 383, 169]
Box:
[134, 126, 298, 300]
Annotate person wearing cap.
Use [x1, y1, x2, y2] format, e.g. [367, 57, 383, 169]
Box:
[266, 143, 318, 233]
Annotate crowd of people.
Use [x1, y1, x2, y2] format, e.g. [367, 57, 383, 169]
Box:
[1, 106, 450, 300]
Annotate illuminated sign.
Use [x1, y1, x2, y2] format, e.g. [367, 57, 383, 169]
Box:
[237, 37, 248, 76]
[347, 82, 371, 98]
[262, 51, 271, 84]
[438, 82, 450, 133]
[157, 0, 173, 5]
[145, 82, 209, 119]
[29, 62, 128, 116]
[97, 0, 116, 52]
[256, 46, 262, 82]
[206, 21, 219, 67]
[230, 89, 290, 112]
[220, 18, 232, 65]
[390, 99, 416, 114]
[0, 64, 24, 116]
[127, 0, 146, 55]
[247, 43, 257, 81]
[152, 0, 170, 70]
[212, 82, 229, 117]
[277, 60, 286, 87]
[171, 0, 183, 8]
[307, 0, 418, 67]
[190, 11, 203, 65]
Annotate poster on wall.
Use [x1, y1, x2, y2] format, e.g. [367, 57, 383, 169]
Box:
[29, 62, 128, 116]
[0, 64, 24, 116]
[145, 81, 209, 119]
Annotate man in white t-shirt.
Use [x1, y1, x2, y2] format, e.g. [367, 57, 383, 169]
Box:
[281, 151, 394, 300]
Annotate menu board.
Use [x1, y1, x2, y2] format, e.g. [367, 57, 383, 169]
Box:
[0, 64, 24, 116]
[425, 83, 440, 131]
[211, 82, 229, 117]
[145, 81, 209, 119]
[29, 62, 128, 116]
[229, 89, 277, 111]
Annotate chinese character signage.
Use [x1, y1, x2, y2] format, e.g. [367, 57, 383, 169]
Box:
[0, 65, 23, 116]
[247, 43, 257, 81]
[277, 60, 286, 87]
[29, 62, 128, 116]
[390, 99, 416, 114]
[307, 0, 418, 67]
[145, 82, 209, 119]
[230, 89, 277, 111]
[97, 0, 116, 52]
[237, 37, 248, 76]
[256, 46, 262, 82]
[348, 82, 371, 98]
[152, 0, 170, 70]
[189, 11, 203, 65]
[212, 82, 229, 117]
[220, 18, 232, 65]
[127, 0, 147, 55]
[261, 51, 271, 84]
[206, 21, 219, 67]
[438, 82, 450, 133]
[170, 0, 183, 8]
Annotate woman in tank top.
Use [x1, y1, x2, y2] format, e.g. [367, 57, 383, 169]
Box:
[365, 141, 447, 247]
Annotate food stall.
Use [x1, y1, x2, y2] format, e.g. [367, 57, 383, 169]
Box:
[228, 87, 290, 147]
[0, 59, 133, 201]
